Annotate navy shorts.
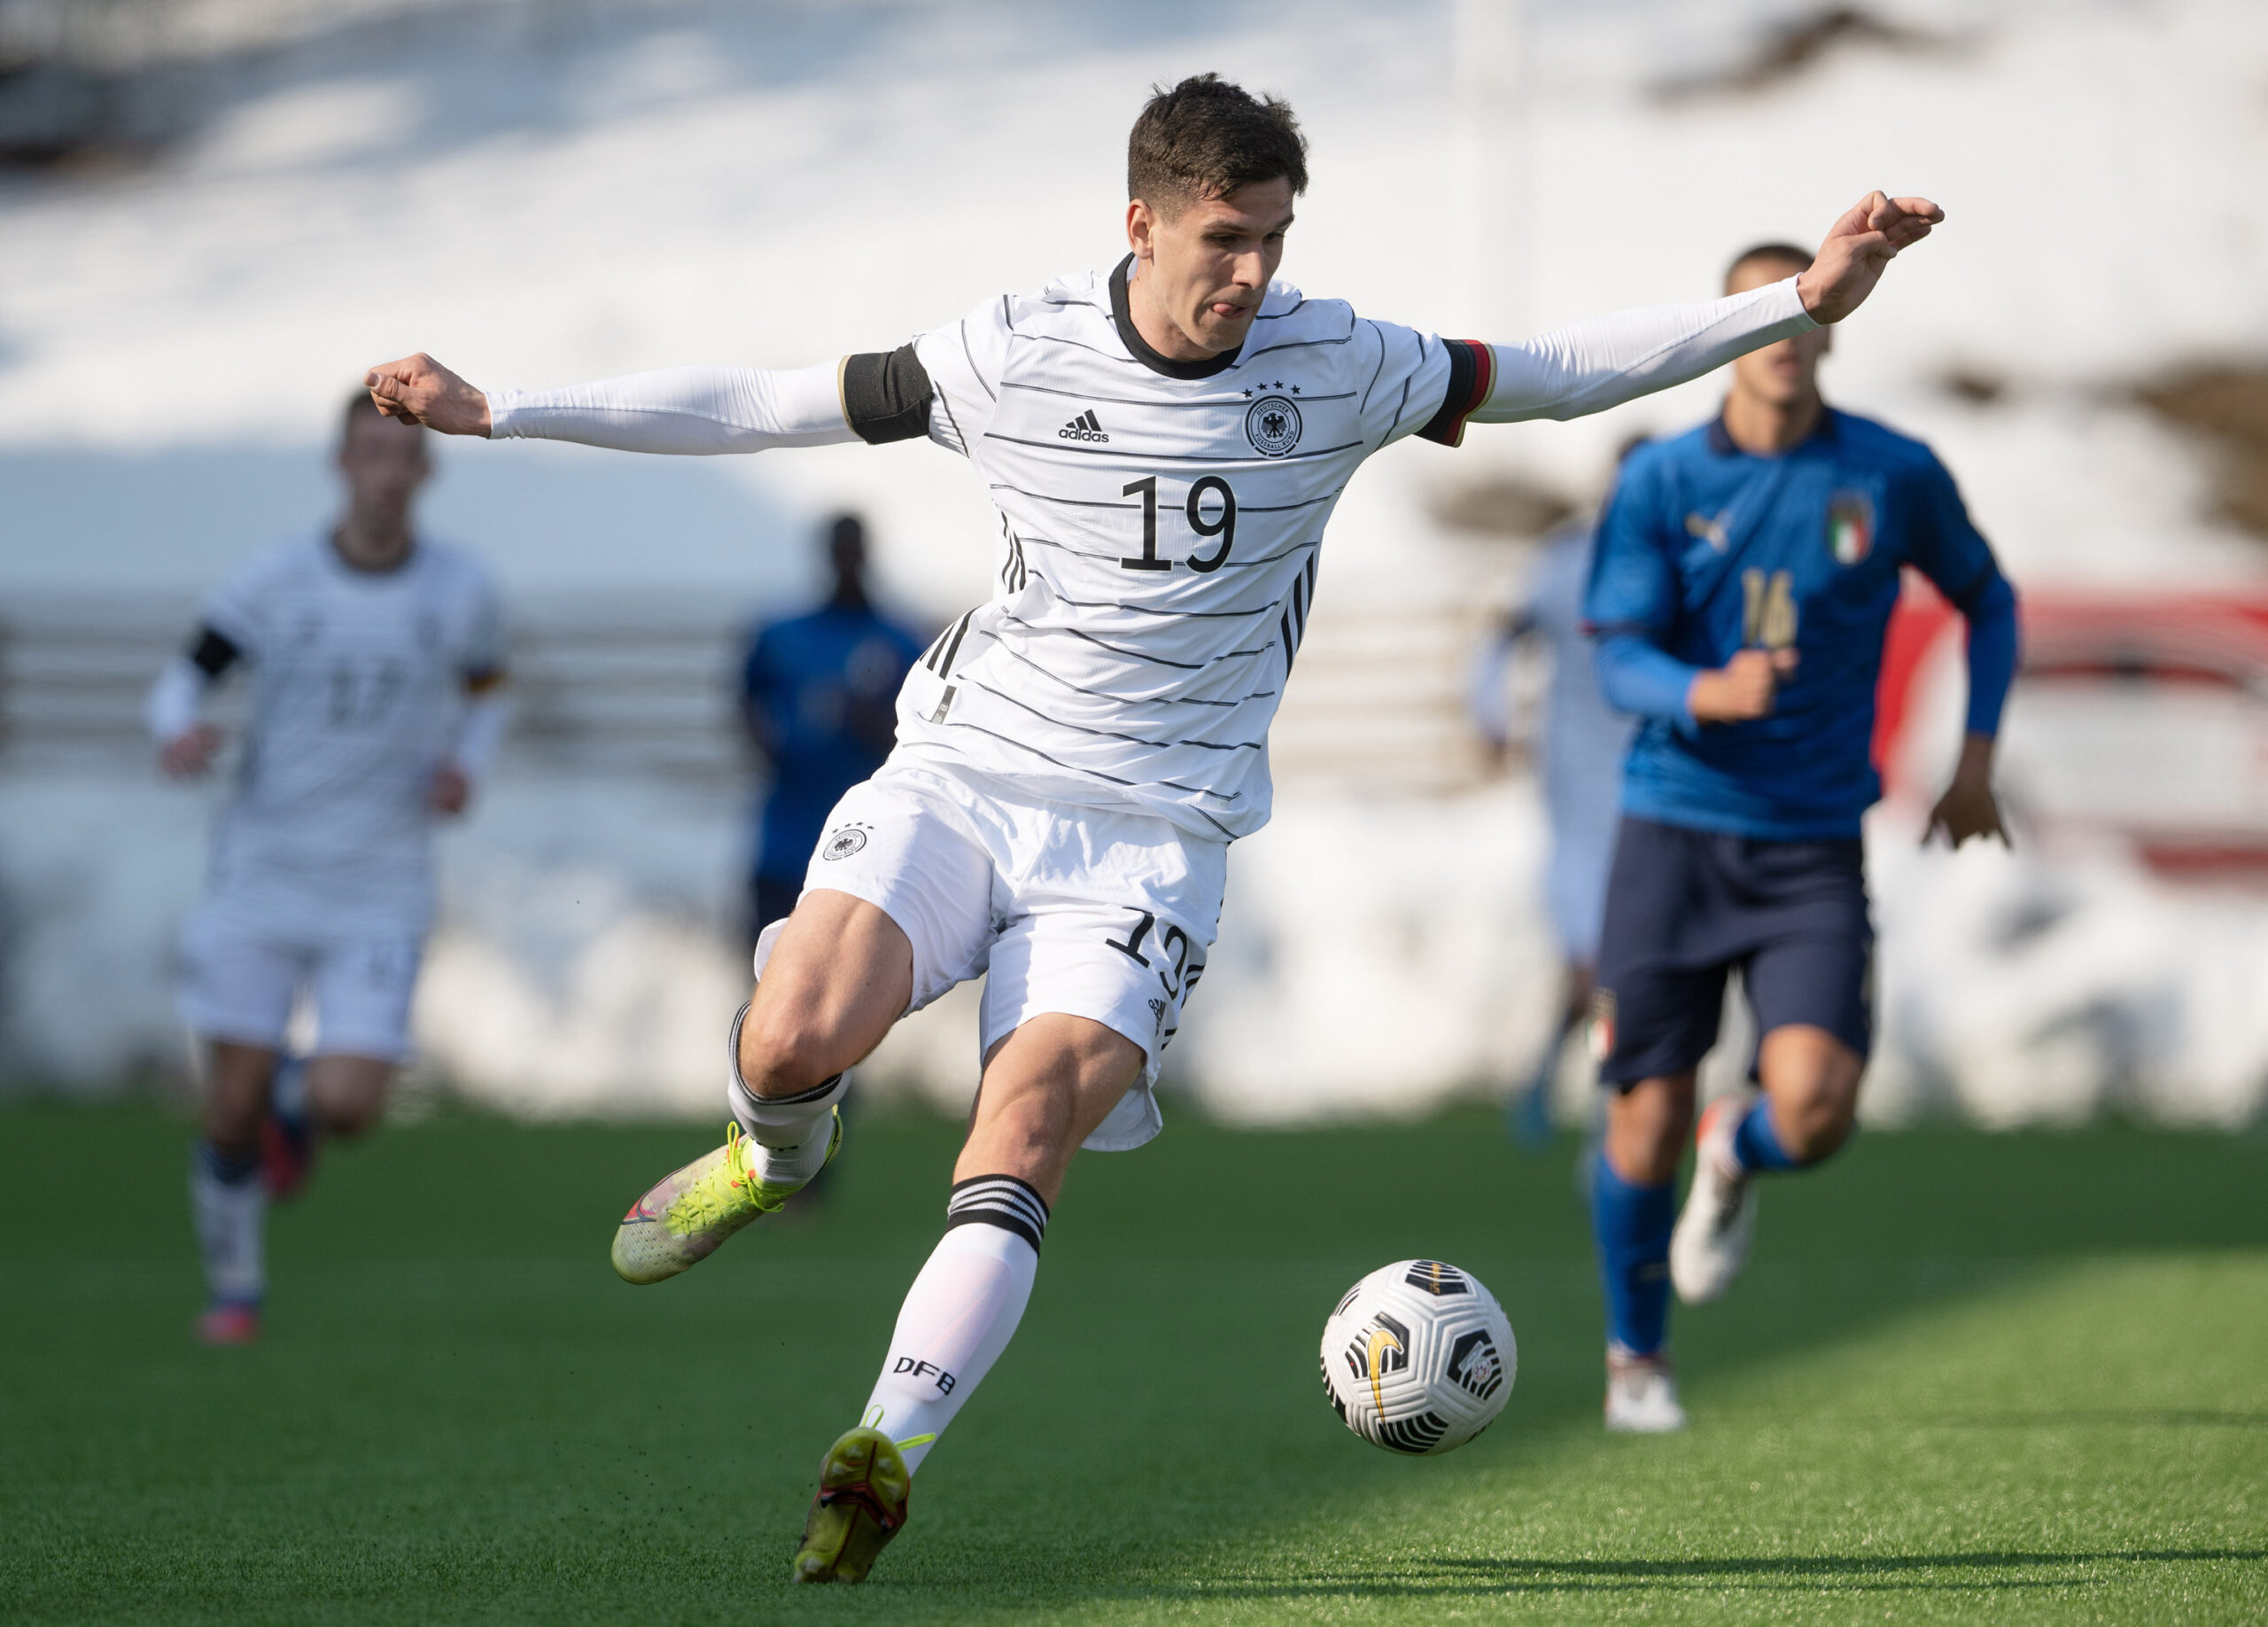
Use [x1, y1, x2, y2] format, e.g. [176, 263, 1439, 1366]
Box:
[1592, 815, 1874, 1088]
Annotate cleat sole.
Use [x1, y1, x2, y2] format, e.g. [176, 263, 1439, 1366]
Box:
[791, 1427, 909, 1584]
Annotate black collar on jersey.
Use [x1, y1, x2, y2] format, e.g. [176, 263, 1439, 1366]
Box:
[1110, 255, 1244, 379]
[1705, 405, 1840, 457]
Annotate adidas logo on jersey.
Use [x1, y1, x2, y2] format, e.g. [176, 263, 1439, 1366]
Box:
[1059, 409, 1109, 442]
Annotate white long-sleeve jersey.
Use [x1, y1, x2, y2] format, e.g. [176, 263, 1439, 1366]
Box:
[490, 261, 1812, 841]
[155, 534, 508, 934]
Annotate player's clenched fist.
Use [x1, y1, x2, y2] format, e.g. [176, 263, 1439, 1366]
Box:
[1797, 191, 1945, 325]
[365, 353, 491, 437]
[1689, 647, 1798, 724]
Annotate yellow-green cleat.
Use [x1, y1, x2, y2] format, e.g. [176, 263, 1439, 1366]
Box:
[791, 1426, 911, 1584]
[609, 1115, 839, 1285]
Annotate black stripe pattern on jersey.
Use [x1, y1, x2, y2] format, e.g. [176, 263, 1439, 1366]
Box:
[983, 430, 1367, 466]
[998, 609, 1271, 673]
[966, 677, 1266, 753]
[843, 345, 935, 444]
[1278, 552, 1319, 674]
[924, 610, 977, 675]
[990, 635, 1277, 712]
[999, 518, 1031, 594]
[1000, 379, 1355, 410]
[944, 1174, 1051, 1251]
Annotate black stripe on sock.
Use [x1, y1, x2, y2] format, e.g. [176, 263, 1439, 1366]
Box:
[944, 1173, 1050, 1250]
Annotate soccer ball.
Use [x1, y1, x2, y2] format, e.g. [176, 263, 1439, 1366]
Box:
[1319, 1259, 1516, 1455]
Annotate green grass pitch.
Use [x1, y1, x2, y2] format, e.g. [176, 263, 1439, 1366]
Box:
[2, 1102, 2262, 1624]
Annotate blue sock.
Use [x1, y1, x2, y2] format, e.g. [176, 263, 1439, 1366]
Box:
[1590, 1148, 1675, 1358]
[271, 1055, 310, 1140]
[1730, 1099, 1804, 1174]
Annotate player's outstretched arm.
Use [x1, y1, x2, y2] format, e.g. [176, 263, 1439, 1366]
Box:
[364, 354, 863, 455]
[1465, 191, 1941, 427]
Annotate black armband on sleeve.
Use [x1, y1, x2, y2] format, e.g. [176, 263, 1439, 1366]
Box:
[187, 625, 243, 679]
[1416, 339, 1495, 448]
[841, 345, 935, 445]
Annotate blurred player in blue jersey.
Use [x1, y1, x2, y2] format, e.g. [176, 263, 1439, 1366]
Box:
[738, 514, 922, 944]
[1581, 242, 2018, 1431]
[1471, 450, 1643, 1148]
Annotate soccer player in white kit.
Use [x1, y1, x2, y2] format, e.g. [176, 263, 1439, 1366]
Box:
[150, 396, 509, 1346]
[363, 75, 1942, 1582]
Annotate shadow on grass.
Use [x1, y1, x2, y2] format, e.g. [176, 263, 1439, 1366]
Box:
[1915, 1410, 2268, 1429]
[1115, 1549, 2267, 1601]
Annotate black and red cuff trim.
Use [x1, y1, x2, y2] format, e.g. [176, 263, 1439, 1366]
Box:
[1416, 339, 1495, 448]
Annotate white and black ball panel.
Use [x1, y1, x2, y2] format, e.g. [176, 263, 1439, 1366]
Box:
[1318, 1259, 1517, 1456]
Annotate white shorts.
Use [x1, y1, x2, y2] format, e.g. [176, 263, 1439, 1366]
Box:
[760, 759, 1228, 1152]
[178, 901, 423, 1063]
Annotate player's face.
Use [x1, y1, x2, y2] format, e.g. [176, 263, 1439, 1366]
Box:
[338, 411, 431, 525]
[1127, 177, 1295, 358]
[1726, 257, 1830, 406]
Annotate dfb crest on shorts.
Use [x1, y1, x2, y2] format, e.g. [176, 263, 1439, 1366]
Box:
[820, 823, 870, 860]
[1826, 489, 1875, 565]
[1245, 394, 1302, 457]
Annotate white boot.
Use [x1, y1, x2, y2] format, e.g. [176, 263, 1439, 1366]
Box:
[1604, 1348, 1687, 1433]
[1670, 1092, 1757, 1305]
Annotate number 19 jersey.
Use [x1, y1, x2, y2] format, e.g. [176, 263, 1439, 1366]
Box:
[891, 257, 1479, 842]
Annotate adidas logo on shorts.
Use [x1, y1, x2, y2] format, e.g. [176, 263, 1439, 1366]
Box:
[1058, 409, 1108, 442]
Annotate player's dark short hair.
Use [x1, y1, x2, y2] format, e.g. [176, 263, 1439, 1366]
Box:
[827, 513, 865, 553]
[1128, 74, 1308, 216]
[1724, 240, 1812, 291]
[340, 389, 424, 446]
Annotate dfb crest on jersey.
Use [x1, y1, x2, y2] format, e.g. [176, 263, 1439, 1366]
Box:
[1245, 394, 1302, 457]
[1827, 489, 1875, 565]
[820, 823, 870, 860]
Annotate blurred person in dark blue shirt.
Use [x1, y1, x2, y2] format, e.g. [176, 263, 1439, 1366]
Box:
[1580, 242, 2019, 1433]
[740, 514, 922, 943]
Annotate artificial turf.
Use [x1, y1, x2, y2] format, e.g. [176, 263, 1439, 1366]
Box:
[0, 1101, 2261, 1624]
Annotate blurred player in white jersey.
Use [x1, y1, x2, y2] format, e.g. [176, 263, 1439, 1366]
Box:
[149, 395, 508, 1346]
[364, 74, 1941, 1581]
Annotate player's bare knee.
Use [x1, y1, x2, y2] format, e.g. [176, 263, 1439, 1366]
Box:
[1779, 1080, 1860, 1162]
[1788, 1109, 1854, 1164]
[738, 1006, 850, 1098]
[1605, 1075, 1693, 1185]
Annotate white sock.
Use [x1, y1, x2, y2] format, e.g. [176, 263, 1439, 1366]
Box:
[858, 1176, 1048, 1474]
[727, 1068, 848, 1185]
[722, 1001, 850, 1186]
[190, 1141, 266, 1307]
